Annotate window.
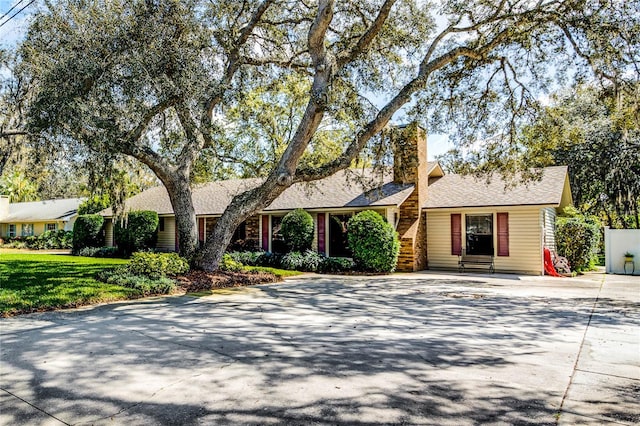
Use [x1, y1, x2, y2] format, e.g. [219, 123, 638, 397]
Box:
[465, 214, 493, 256]
[21, 223, 34, 237]
[159, 217, 165, 232]
[270, 215, 287, 253]
[8, 224, 16, 238]
[329, 213, 352, 257]
[46, 223, 57, 232]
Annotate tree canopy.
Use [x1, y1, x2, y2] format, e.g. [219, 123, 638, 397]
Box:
[18, 0, 639, 269]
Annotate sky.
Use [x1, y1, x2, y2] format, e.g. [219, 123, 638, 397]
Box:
[0, 0, 454, 160]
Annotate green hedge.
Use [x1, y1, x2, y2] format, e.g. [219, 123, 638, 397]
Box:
[115, 211, 159, 256]
[556, 216, 600, 272]
[281, 208, 314, 252]
[347, 210, 399, 273]
[72, 214, 105, 253]
[127, 252, 189, 279]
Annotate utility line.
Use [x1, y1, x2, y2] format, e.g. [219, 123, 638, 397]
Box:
[0, 0, 36, 30]
[0, 0, 27, 22]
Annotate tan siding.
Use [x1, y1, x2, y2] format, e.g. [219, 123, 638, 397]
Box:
[32, 223, 45, 235]
[427, 207, 544, 275]
[426, 212, 459, 270]
[156, 216, 176, 252]
[495, 209, 542, 274]
[542, 208, 556, 251]
[105, 220, 113, 247]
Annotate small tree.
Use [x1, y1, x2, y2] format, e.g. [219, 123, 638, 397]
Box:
[72, 214, 104, 253]
[556, 209, 600, 272]
[115, 211, 159, 256]
[78, 194, 110, 215]
[347, 210, 399, 273]
[281, 208, 314, 252]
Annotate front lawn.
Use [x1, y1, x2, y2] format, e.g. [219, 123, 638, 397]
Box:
[0, 254, 132, 317]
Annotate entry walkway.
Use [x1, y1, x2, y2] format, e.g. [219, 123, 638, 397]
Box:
[1, 272, 638, 425]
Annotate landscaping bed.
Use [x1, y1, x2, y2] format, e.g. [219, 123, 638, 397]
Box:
[0, 253, 299, 317]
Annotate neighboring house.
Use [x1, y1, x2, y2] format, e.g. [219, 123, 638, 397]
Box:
[100, 126, 572, 275]
[0, 197, 84, 239]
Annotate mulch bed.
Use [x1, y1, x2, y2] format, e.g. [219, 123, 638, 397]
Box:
[175, 270, 282, 293]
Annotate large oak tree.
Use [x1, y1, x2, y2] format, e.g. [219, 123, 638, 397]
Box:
[20, 0, 638, 269]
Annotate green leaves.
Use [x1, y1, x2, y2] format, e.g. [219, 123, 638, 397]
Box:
[347, 210, 399, 273]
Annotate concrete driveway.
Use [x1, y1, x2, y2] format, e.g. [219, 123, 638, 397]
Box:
[1, 271, 638, 425]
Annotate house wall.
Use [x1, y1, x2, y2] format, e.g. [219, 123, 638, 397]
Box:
[542, 207, 557, 251]
[426, 206, 546, 275]
[157, 216, 176, 252]
[105, 220, 114, 247]
[604, 228, 640, 275]
[0, 221, 66, 238]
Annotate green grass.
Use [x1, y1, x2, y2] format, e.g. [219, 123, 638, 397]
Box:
[0, 254, 133, 316]
[243, 266, 302, 277]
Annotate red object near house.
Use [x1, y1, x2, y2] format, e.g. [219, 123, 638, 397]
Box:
[543, 248, 562, 277]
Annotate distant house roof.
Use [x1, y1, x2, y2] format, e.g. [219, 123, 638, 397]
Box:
[424, 166, 572, 209]
[102, 166, 444, 217]
[1, 198, 84, 222]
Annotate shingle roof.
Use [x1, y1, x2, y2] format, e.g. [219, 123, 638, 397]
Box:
[1, 198, 84, 222]
[102, 167, 427, 216]
[424, 166, 569, 209]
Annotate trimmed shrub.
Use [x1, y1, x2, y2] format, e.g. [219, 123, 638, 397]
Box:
[228, 251, 263, 266]
[256, 252, 285, 268]
[281, 208, 314, 252]
[77, 246, 119, 258]
[72, 214, 105, 253]
[556, 216, 600, 272]
[99, 267, 176, 295]
[347, 210, 400, 273]
[220, 253, 243, 272]
[127, 252, 190, 279]
[282, 251, 305, 270]
[317, 257, 355, 273]
[115, 211, 159, 256]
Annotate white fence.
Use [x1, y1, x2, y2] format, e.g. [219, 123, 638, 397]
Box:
[604, 228, 640, 275]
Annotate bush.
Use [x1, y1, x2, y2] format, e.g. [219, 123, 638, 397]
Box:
[77, 246, 119, 258]
[115, 211, 159, 256]
[347, 210, 399, 273]
[99, 267, 176, 295]
[317, 257, 355, 273]
[127, 252, 190, 279]
[281, 209, 314, 252]
[556, 215, 600, 272]
[256, 252, 285, 268]
[228, 251, 263, 266]
[220, 253, 243, 271]
[281, 251, 305, 270]
[78, 194, 110, 215]
[72, 215, 105, 253]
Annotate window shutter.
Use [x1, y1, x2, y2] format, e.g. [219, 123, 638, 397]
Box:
[198, 218, 205, 242]
[497, 212, 509, 256]
[451, 214, 462, 255]
[261, 215, 270, 251]
[317, 213, 326, 254]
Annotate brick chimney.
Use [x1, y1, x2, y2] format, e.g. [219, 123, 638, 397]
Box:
[392, 123, 429, 272]
[392, 123, 428, 205]
[0, 195, 8, 220]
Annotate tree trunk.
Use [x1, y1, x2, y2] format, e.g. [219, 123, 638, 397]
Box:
[162, 172, 198, 260]
[193, 178, 287, 271]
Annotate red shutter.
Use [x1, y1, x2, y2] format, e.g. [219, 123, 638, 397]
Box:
[497, 212, 509, 256]
[261, 215, 270, 251]
[317, 213, 326, 254]
[198, 218, 205, 243]
[451, 214, 462, 256]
